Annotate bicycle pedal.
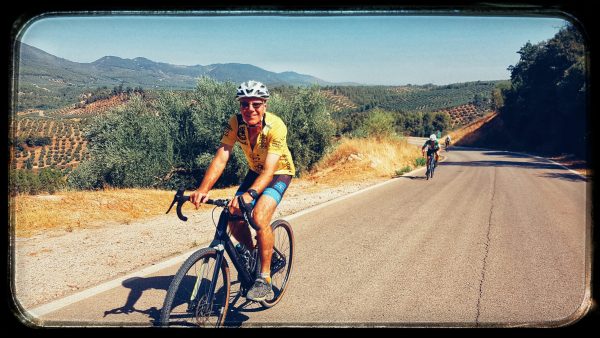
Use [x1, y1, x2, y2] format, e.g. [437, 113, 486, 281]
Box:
[186, 300, 198, 313]
[270, 253, 286, 274]
[271, 261, 285, 275]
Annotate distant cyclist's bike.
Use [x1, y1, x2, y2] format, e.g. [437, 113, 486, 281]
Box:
[425, 153, 437, 180]
[445, 140, 450, 151]
[159, 188, 294, 327]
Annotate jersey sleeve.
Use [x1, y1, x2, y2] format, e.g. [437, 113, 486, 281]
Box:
[267, 119, 288, 156]
[220, 115, 238, 146]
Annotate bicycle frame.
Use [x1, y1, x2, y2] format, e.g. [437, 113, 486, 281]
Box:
[426, 152, 436, 179]
[183, 209, 258, 313]
[208, 208, 257, 290]
[428, 153, 436, 168]
[166, 188, 258, 308]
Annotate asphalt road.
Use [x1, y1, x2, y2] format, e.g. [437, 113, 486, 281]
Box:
[29, 147, 591, 328]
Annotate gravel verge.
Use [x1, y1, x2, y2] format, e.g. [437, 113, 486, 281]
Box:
[12, 178, 389, 310]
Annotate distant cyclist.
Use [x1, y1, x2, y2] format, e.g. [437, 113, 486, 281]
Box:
[445, 135, 451, 150]
[422, 134, 440, 170]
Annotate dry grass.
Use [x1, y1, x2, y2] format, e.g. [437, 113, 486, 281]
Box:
[11, 136, 422, 237]
[12, 187, 239, 238]
[307, 136, 422, 185]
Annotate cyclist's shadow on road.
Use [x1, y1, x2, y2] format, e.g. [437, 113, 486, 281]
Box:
[102, 276, 260, 327]
[102, 276, 171, 323]
[222, 281, 267, 327]
[394, 175, 427, 180]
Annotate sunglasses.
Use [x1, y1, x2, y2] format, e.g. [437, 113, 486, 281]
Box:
[240, 101, 265, 109]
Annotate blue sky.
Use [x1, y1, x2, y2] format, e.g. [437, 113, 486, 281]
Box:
[18, 13, 569, 86]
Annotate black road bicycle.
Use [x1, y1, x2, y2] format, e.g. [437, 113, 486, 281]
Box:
[159, 188, 294, 327]
[426, 152, 437, 180]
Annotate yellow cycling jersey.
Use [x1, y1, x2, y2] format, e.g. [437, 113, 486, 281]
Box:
[221, 112, 296, 176]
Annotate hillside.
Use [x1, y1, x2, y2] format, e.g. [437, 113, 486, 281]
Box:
[15, 42, 331, 111]
[321, 89, 358, 111]
[433, 103, 490, 129]
[321, 83, 497, 135]
[12, 93, 131, 171]
[325, 81, 499, 115]
[13, 118, 91, 171]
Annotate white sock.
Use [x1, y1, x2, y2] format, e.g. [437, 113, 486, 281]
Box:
[260, 272, 271, 283]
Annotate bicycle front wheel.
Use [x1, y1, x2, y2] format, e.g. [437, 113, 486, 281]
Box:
[159, 248, 230, 327]
[261, 219, 295, 308]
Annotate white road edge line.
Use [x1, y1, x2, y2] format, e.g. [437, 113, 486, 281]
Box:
[530, 154, 586, 178]
[27, 166, 425, 318]
[27, 250, 195, 318]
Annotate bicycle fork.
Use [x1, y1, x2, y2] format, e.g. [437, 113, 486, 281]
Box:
[188, 245, 226, 316]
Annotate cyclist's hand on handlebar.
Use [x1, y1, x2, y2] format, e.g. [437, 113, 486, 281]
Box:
[228, 196, 241, 215]
[190, 190, 209, 210]
[228, 192, 252, 216]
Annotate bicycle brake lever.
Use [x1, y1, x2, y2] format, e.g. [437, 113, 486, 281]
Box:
[166, 195, 178, 215]
[176, 195, 190, 222]
[167, 187, 190, 222]
[238, 195, 260, 231]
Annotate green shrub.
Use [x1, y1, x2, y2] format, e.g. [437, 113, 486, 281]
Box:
[10, 168, 65, 195]
[353, 109, 397, 139]
[414, 157, 426, 167]
[68, 79, 335, 190]
[68, 95, 173, 189]
[395, 165, 412, 176]
[269, 86, 335, 174]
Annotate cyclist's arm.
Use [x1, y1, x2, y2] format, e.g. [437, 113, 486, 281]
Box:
[230, 153, 279, 212]
[191, 143, 232, 208]
[250, 153, 279, 193]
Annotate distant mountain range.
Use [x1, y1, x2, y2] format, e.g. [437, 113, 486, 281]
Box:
[16, 42, 335, 91]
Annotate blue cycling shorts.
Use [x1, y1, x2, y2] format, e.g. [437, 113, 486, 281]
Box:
[235, 170, 292, 206]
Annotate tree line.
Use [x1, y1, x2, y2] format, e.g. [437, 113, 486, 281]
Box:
[74, 84, 145, 108]
[489, 24, 587, 157]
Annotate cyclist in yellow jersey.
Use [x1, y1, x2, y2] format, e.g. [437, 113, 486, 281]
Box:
[190, 80, 295, 302]
[221, 109, 295, 175]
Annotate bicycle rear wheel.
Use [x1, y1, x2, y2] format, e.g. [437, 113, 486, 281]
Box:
[260, 219, 294, 308]
[426, 159, 431, 180]
[160, 248, 230, 327]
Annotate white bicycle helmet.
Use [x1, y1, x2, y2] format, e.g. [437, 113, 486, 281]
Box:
[235, 80, 270, 100]
[430, 134, 437, 141]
